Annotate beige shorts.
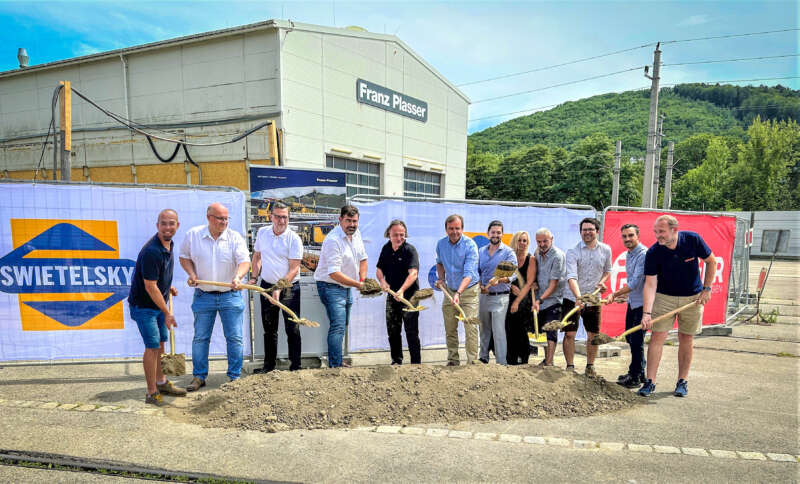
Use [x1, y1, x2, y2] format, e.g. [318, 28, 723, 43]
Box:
[652, 292, 704, 335]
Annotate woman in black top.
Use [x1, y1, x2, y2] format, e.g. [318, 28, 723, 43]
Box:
[506, 230, 537, 365]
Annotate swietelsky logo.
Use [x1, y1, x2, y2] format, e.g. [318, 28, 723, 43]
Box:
[0, 219, 135, 331]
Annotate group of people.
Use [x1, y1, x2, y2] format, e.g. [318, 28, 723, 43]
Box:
[127, 203, 716, 406]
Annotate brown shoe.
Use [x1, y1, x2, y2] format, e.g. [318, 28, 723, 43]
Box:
[585, 366, 597, 378]
[145, 392, 167, 406]
[447, 361, 459, 366]
[157, 380, 187, 397]
[186, 377, 206, 392]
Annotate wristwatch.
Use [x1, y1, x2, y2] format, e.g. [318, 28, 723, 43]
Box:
[536, 298, 543, 305]
[702, 286, 712, 292]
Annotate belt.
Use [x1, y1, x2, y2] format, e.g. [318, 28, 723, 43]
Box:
[265, 281, 300, 286]
[488, 290, 510, 296]
[199, 289, 226, 294]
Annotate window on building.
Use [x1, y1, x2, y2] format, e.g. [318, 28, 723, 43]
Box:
[325, 155, 380, 198]
[403, 168, 442, 198]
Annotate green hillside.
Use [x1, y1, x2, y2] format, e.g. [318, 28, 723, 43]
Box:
[466, 83, 799, 211]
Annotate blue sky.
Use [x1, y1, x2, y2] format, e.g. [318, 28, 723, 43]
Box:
[2, 1, 797, 133]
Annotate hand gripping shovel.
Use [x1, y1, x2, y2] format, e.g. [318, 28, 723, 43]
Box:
[160, 294, 186, 376]
[436, 282, 480, 325]
[195, 280, 320, 327]
[541, 285, 606, 332]
[591, 301, 698, 345]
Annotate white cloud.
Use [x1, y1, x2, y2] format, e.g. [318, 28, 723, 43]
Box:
[678, 14, 709, 26]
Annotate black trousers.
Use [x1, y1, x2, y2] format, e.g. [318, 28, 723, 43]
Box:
[506, 297, 532, 365]
[625, 305, 646, 378]
[385, 298, 421, 364]
[260, 280, 302, 371]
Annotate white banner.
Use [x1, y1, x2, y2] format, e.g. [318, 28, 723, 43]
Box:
[0, 183, 249, 361]
[349, 200, 595, 351]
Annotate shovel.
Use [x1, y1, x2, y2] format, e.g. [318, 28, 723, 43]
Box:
[160, 294, 186, 376]
[591, 301, 698, 345]
[194, 280, 320, 327]
[385, 287, 429, 312]
[436, 282, 481, 325]
[541, 285, 606, 332]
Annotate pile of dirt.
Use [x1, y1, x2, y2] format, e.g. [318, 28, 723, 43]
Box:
[184, 365, 639, 433]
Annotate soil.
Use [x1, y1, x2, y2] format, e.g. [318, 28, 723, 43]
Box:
[181, 364, 640, 433]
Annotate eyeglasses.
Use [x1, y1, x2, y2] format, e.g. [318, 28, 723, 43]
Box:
[272, 214, 289, 220]
[209, 215, 229, 222]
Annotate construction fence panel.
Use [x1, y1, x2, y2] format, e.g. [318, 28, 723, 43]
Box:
[349, 197, 596, 351]
[600, 207, 740, 337]
[0, 180, 249, 362]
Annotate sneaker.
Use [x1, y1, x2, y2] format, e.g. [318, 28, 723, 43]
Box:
[674, 379, 688, 397]
[145, 392, 166, 406]
[253, 367, 273, 374]
[617, 374, 641, 389]
[157, 380, 187, 397]
[566, 365, 576, 372]
[186, 377, 206, 392]
[478, 358, 489, 364]
[637, 379, 656, 397]
[617, 373, 629, 382]
[584, 365, 597, 378]
[447, 361, 460, 367]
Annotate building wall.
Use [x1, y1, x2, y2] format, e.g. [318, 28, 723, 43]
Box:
[278, 28, 468, 198]
[0, 29, 281, 182]
[741, 211, 800, 259]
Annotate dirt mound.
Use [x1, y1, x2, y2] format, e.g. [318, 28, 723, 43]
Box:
[184, 365, 639, 433]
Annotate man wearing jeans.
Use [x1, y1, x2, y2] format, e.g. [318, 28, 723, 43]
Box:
[249, 202, 304, 372]
[605, 224, 648, 388]
[435, 214, 480, 366]
[314, 205, 367, 368]
[179, 203, 250, 390]
[128, 209, 186, 405]
[477, 220, 516, 365]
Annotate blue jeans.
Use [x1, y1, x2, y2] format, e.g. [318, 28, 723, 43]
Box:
[316, 281, 351, 368]
[191, 289, 245, 380]
[130, 305, 168, 349]
[626, 305, 646, 378]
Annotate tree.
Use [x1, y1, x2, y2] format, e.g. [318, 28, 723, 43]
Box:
[672, 137, 732, 211]
[551, 134, 614, 209]
[726, 117, 799, 211]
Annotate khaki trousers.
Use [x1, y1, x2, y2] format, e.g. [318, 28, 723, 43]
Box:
[442, 283, 480, 364]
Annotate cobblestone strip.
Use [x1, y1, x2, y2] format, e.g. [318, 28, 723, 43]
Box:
[1, 399, 164, 416]
[360, 426, 798, 463]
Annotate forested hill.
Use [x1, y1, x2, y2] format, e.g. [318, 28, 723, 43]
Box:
[468, 83, 799, 157]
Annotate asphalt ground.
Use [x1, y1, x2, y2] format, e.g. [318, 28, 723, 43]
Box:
[0, 260, 798, 483]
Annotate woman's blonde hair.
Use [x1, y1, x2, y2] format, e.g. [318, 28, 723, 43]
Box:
[509, 230, 531, 252]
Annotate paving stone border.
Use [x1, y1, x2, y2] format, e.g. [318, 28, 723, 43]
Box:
[4, 399, 798, 464]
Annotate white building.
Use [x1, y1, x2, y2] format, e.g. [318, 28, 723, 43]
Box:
[0, 20, 470, 198]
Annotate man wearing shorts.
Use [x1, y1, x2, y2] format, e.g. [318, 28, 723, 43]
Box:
[128, 209, 186, 406]
[533, 228, 567, 367]
[563, 217, 612, 377]
[639, 215, 717, 397]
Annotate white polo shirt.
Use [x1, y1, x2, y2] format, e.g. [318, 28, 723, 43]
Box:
[178, 225, 250, 292]
[253, 225, 303, 284]
[313, 225, 367, 286]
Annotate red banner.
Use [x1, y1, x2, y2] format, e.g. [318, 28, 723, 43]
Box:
[600, 211, 737, 337]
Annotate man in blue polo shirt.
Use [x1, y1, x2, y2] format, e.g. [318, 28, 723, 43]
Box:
[128, 209, 186, 406]
[477, 220, 517, 365]
[435, 214, 480, 366]
[638, 215, 717, 398]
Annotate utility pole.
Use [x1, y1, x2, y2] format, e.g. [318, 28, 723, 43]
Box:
[651, 114, 664, 207]
[611, 140, 621, 206]
[58, 81, 72, 181]
[641, 43, 661, 208]
[663, 141, 675, 209]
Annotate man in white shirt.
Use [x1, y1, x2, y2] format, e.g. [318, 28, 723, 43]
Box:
[249, 202, 304, 372]
[179, 203, 250, 390]
[563, 217, 612, 377]
[314, 205, 367, 368]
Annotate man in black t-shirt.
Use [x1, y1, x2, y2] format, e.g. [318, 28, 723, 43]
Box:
[376, 219, 421, 365]
[128, 209, 185, 405]
[638, 215, 717, 398]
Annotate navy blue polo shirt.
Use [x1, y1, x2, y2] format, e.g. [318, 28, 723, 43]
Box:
[128, 234, 174, 309]
[644, 231, 711, 297]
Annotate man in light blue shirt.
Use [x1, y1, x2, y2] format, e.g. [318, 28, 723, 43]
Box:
[606, 223, 648, 388]
[435, 214, 480, 365]
[477, 220, 517, 365]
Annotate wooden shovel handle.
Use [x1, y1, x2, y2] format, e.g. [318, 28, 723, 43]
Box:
[437, 283, 469, 320]
[385, 288, 418, 310]
[194, 279, 301, 322]
[533, 309, 539, 339]
[618, 301, 699, 339]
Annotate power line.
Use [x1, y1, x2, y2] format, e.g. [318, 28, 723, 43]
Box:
[456, 43, 654, 87]
[469, 104, 561, 123]
[660, 75, 800, 87]
[662, 53, 799, 67]
[661, 27, 799, 45]
[471, 66, 645, 104]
